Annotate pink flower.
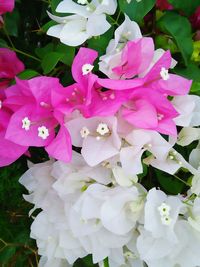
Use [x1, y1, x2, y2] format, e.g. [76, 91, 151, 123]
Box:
[0, 48, 24, 89]
[156, 0, 173, 11]
[0, 94, 27, 167]
[4, 77, 72, 163]
[0, 0, 15, 15]
[53, 47, 127, 118]
[121, 88, 179, 136]
[190, 7, 200, 30]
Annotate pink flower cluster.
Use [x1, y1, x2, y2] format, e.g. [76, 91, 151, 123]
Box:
[0, 0, 15, 24]
[0, 38, 192, 167]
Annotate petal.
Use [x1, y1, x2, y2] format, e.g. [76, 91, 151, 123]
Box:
[87, 14, 111, 36]
[56, 0, 89, 17]
[0, 131, 27, 167]
[5, 105, 56, 146]
[45, 126, 72, 162]
[72, 47, 98, 84]
[59, 18, 89, 46]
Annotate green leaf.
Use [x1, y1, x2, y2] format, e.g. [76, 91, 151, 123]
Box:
[0, 38, 8, 48]
[119, 0, 156, 22]
[4, 9, 20, 37]
[0, 247, 16, 264]
[156, 170, 185, 195]
[158, 12, 193, 66]
[174, 62, 200, 82]
[190, 82, 200, 96]
[41, 51, 64, 74]
[18, 69, 39, 80]
[55, 44, 75, 66]
[168, 0, 200, 16]
[35, 43, 54, 59]
[87, 27, 114, 56]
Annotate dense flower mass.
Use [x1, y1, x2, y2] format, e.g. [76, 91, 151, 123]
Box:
[1, 1, 200, 267]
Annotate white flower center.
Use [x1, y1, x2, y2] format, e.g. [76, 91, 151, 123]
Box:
[158, 203, 171, 216]
[78, 0, 88, 4]
[22, 117, 31, 131]
[96, 123, 110, 136]
[38, 126, 49, 140]
[161, 215, 172, 226]
[160, 67, 170, 81]
[82, 64, 94, 75]
[80, 126, 90, 138]
[124, 251, 137, 260]
[158, 202, 172, 226]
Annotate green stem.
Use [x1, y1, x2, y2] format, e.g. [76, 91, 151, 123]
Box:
[174, 175, 191, 187]
[3, 26, 15, 49]
[8, 46, 41, 62]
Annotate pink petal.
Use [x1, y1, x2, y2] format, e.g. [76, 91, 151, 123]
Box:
[72, 47, 98, 85]
[0, 0, 15, 15]
[150, 74, 192, 96]
[5, 105, 56, 147]
[122, 99, 158, 129]
[97, 77, 144, 90]
[0, 48, 24, 79]
[0, 131, 27, 167]
[45, 126, 72, 162]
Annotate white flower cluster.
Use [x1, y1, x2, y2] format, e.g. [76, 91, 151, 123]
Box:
[20, 151, 200, 267]
[47, 0, 117, 46]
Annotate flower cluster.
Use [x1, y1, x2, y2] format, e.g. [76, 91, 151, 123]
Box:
[1, 1, 200, 267]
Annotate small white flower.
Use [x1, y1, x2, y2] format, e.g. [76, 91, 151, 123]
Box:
[160, 67, 170, 81]
[158, 203, 171, 217]
[22, 117, 31, 131]
[0, 100, 2, 109]
[96, 123, 110, 135]
[77, 0, 88, 4]
[82, 64, 94, 75]
[38, 126, 49, 140]
[161, 215, 172, 226]
[80, 126, 90, 138]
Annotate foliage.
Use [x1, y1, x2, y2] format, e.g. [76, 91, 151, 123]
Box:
[1, 0, 200, 266]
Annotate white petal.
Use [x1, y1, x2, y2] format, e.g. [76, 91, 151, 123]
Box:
[56, 0, 89, 17]
[60, 19, 88, 46]
[87, 14, 111, 36]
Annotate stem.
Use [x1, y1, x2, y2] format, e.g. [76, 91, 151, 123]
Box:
[3, 26, 15, 49]
[7, 46, 41, 62]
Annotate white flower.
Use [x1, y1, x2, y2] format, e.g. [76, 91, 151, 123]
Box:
[80, 126, 90, 138]
[99, 14, 142, 79]
[82, 63, 94, 75]
[160, 67, 170, 81]
[177, 127, 200, 146]
[143, 188, 183, 242]
[112, 166, 138, 187]
[188, 197, 200, 232]
[120, 129, 172, 176]
[22, 117, 31, 131]
[66, 116, 121, 166]
[96, 123, 110, 136]
[38, 126, 49, 140]
[47, 0, 117, 46]
[172, 95, 200, 127]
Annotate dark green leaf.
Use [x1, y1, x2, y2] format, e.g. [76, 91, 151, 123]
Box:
[119, 0, 156, 22]
[174, 62, 200, 82]
[18, 69, 39, 80]
[158, 12, 193, 66]
[87, 27, 114, 56]
[168, 0, 200, 16]
[41, 51, 64, 74]
[55, 44, 75, 66]
[4, 10, 20, 37]
[156, 170, 185, 195]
